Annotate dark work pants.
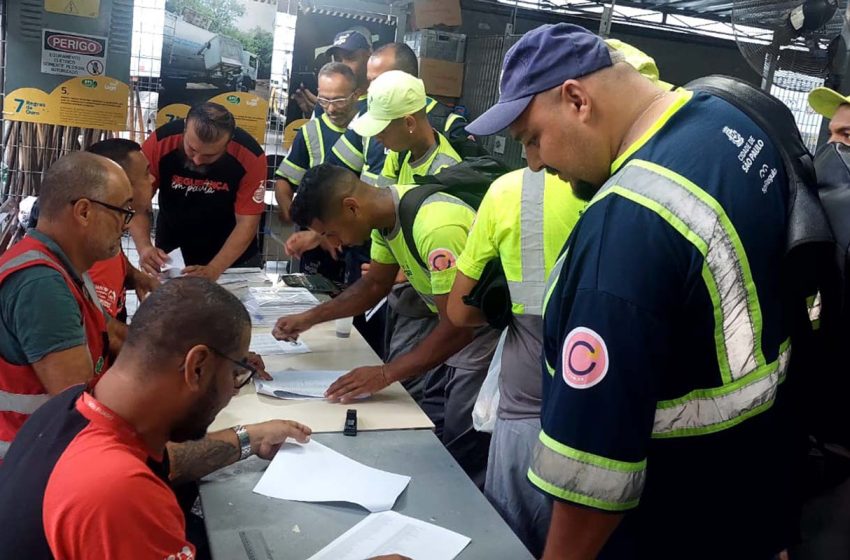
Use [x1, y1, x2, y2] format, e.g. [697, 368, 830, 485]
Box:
[420, 363, 491, 489]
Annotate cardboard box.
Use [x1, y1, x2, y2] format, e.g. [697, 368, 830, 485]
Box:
[419, 58, 464, 98]
[412, 0, 462, 29]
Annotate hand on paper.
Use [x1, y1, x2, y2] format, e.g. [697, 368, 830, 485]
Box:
[245, 420, 312, 460]
[139, 246, 168, 276]
[182, 264, 223, 281]
[273, 312, 315, 341]
[325, 365, 390, 404]
[246, 352, 272, 381]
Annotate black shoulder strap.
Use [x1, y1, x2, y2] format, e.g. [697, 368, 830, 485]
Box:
[398, 184, 445, 271]
[685, 76, 833, 252]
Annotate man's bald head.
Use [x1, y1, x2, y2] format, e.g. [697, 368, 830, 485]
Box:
[369, 43, 419, 82]
[38, 152, 124, 220]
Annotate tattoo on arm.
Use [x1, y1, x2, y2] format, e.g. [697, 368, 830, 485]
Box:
[167, 436, 240, 485]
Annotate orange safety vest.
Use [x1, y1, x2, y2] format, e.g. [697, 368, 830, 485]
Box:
[0, 235, 109, 459]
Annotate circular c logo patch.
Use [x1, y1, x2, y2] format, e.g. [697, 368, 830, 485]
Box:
[252, 183, 265, 204]
[561, 327, 609, 389]
[428, 248, 457, 272]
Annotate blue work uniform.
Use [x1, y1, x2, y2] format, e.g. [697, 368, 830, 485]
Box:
[531, 91, 796, 558]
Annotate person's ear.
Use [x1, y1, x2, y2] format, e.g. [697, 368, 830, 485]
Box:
[405, 115, 416, 133]
[182, 345, 213, 393]
[71, 199, 93, 225]
[342, 196, 359, 215]
[560, 80, 592, 123]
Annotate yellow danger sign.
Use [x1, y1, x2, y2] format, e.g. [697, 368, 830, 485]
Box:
[45, 0, 101, 19]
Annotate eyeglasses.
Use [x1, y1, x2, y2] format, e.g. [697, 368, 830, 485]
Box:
[72, 198, 136, 226]
[210, 348, 258, 389]
[317, 93, 356, 109]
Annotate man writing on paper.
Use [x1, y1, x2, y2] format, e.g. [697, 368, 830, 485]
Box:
[133, 102, 267, 281]
[0, 277, 411, 560]
[274, 164, 496, 485]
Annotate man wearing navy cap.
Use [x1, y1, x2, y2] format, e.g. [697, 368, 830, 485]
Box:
[468, 24, 798, 558]
[292, 27, 373, 116]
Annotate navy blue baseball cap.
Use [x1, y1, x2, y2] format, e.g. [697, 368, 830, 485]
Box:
[466, 24, 612, 136]
[328, 28, 372, 57]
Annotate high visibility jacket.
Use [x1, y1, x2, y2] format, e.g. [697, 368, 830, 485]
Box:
[377, 131, 462, 187]
[276, 113, 356, 185]
[531, 90, 793, 556]
[0, 235, 109, 460]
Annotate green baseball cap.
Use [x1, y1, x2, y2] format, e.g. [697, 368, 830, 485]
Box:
[808, 87, 850, 119]
[350, 70, 426, 137]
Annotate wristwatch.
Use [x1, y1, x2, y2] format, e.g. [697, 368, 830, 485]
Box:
[233, 425, 252, 461]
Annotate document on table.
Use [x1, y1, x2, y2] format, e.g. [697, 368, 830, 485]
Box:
[254, 370, 342, 399]
[253, 440, 411, 512]
[161, 248, 185, 279]
[307, 511, 471, 560]
[249, 333, 310, 356]
[218, 271, 271, 286]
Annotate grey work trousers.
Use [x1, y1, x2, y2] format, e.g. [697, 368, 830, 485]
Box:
[485, 417, 553, 558]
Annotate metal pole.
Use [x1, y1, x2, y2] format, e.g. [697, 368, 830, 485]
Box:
[599, 0, 616, 38]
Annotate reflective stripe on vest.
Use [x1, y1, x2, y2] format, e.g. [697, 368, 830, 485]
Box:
[302, 119, 324, 168]
[0, 249, 65, 454]
[528, 431, 646, 511]
[0, 240, 109, 456]
[375, 174, 394, 187]
[276, 159, 306, 185]
[589, 159, 786, 437]
[429, 153, 461, 174]
[0, 390, 49, 415]
[507, 169, 547, 315]
[332, 135, 364, 172]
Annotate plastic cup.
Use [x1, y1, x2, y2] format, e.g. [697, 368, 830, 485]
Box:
[335, 316, 353, 338]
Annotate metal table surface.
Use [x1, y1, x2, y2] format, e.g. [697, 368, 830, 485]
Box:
[200, 430, 534, 560]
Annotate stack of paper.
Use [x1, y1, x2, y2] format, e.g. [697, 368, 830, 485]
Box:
[308, 511, 472, 560]
[249, 333, 311, 356]
[161, 248, 185, 279]
[218, 268, 271, 287]
[254, 370, 343, 400]
[242, 286, 320, 326]
[253, 440, 411, 512]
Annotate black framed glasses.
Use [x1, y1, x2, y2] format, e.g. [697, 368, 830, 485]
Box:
[211, 348, 258, 388]
[72, 198, 136, 226]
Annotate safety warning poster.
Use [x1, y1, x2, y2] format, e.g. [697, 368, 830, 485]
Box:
[41, 29, 108, 78]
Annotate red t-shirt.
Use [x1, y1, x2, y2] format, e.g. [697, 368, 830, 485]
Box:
[87, 253, 128, 318]
[42, 392, 195, 559]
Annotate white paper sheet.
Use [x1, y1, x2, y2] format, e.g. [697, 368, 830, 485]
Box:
[253, 440, 411, 512]
[254, 370, 343, 400]
[218, 272, 271, 286]
[307, 511, 471, 560]
[161, 248, 185, 279]
[250, 333, 310, 356]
